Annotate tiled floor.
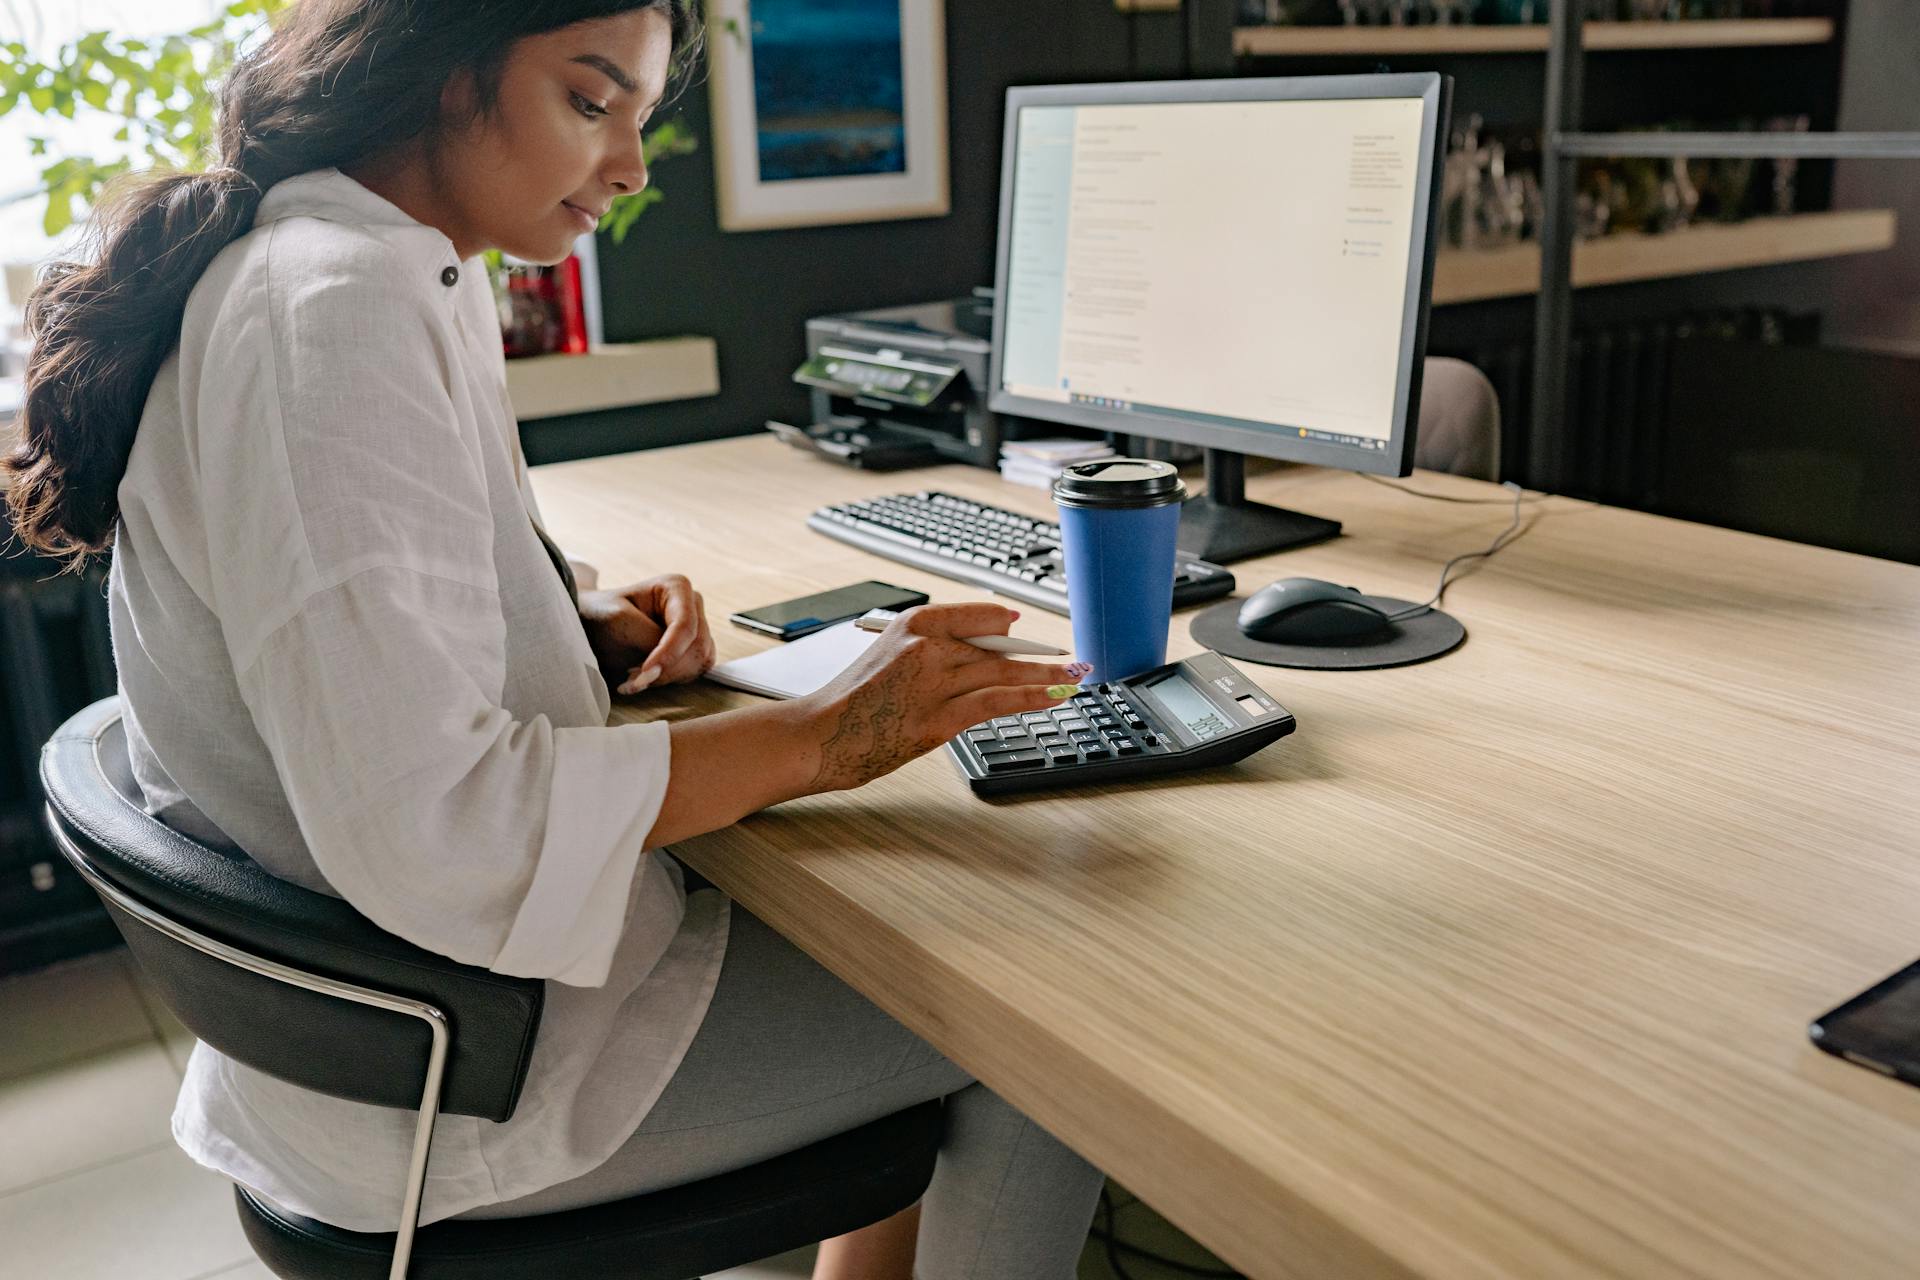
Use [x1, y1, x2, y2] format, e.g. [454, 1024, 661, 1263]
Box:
[0, 947, 1232, 1280]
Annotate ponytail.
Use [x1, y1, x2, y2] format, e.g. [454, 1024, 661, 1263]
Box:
[5, 168, 264, 563]
[2, 0, 704, 569]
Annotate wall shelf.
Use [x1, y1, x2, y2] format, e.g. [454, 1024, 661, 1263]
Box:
[506, 337, 720, 421]
[1233, 17, 1835, 58]
[1432, 208, 1895, 305]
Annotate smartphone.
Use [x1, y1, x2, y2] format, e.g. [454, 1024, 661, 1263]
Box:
[729, 580, 930, 641]
[1809, 957, 1920, 1087]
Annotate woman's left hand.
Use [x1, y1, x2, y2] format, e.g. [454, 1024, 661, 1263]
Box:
[578, 574, 716, 694]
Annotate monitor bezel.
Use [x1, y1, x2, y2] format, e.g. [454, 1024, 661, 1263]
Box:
[986, 73, 1450, 479]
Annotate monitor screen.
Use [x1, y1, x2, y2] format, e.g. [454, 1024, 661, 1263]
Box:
[989, 76, 1446, 477]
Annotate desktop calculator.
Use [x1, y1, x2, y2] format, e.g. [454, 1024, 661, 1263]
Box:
[947, 650, 1295, 796]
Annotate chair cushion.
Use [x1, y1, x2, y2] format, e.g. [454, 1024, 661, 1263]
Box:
[236, 1100, 945, 1280]
[41, 698, 543, 1120]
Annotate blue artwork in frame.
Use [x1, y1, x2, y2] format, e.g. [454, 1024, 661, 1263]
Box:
[708, 0, 949, 232]
[750, 0, 907, 182]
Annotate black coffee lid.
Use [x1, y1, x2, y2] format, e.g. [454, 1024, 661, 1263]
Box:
[1051, 458, 1186, 510]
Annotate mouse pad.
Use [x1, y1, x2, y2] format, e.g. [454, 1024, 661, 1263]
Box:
[1189, 594, 1466, 671]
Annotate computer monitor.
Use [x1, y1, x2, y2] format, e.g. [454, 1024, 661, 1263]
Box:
[987, 73, 1452, 563]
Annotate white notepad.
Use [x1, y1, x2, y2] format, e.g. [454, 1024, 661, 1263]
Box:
[705, 620, 878, 700]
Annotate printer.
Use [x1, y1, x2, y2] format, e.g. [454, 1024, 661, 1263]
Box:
[770, 292, 1012, 471]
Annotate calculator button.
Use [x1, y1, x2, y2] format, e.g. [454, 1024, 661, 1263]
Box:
[1058, 719, 1090, 734]
[1124, 716, 1148, 730]
[1072, 694, 1099, 707]
[1091, 715, 1117, 727]
[1140, 733, 1161, 747]
[1034, 733, 1066, 748]
[1000, 731, 1032, 746]
[1102, 726, 1129, 740]
[1114, 740, 1142, 755]
[984, 750, 1048, 773]
[991, 717, 1022, 728]
[1068, 730, 1101, 744]
[1046, 745, 1077, 762]
[1079, 745, 1112, 761]
[967, 730, 999, 744]
[1020, 712, 1052, 725]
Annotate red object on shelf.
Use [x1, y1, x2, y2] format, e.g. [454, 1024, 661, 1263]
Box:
[502, 266, 560, 359]
[555, 253, 590, 355]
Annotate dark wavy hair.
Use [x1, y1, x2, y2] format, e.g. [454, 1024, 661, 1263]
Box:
[3, 0, 703, 567]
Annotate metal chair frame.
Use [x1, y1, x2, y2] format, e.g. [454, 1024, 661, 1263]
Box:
[48, 811, 448, 1280]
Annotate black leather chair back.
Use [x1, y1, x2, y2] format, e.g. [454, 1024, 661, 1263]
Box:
[41, 698, 543, 1121]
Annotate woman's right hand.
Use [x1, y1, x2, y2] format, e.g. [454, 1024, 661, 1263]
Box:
[795, 602, 1089, 794]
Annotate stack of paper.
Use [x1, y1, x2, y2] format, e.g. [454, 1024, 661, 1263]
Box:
[998, 437, 1115, 491]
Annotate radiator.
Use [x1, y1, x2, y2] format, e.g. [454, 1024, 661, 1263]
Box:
[1444, 306, 1819, 505]
[0, 563, 120, 974]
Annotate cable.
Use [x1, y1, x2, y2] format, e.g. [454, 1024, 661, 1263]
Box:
[1382, 479, 1536, 624]
[1359, 472, 1552, 505]
[1088, 1187, 1246, 1279]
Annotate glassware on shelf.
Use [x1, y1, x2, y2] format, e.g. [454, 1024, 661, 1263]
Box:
[1487, 0, 1542, 22]
[1665, 156, 1701, 231]
[1767, 114, 1811, 216]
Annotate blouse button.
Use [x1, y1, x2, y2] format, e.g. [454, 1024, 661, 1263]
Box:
[440, 265, 459, 287]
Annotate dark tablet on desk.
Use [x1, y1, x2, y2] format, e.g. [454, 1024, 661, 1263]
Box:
[1810, 957, 1920, 1087]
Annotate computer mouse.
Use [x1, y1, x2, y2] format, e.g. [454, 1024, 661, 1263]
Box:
[1237, 577, 1394, 645]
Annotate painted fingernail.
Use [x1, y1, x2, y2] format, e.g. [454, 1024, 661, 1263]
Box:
[1044, 684, 1079, 700]
[1065, 662, 1093, 678]
[1009, 611, 1021, 619]
[618, 668, 659, 695]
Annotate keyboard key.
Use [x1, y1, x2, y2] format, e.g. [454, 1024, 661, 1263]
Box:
[984, 750, 1048, 773]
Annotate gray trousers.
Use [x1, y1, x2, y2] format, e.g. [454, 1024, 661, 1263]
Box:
[459, 889, 1106, 1280]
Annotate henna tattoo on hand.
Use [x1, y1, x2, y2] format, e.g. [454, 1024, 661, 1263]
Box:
[808, 646, 941, 791]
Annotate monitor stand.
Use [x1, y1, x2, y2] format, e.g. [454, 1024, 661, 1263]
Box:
[1176, 450, 1341, 564]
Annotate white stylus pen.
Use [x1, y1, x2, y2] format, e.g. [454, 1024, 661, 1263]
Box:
[855, 608, 1071, 657]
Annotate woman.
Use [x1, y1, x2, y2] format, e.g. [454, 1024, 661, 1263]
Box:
[2, 3, 1106, 1276]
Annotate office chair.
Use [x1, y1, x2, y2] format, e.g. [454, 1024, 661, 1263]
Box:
[41, 697, 942, 1280]
[1416, 357, 1503, 482]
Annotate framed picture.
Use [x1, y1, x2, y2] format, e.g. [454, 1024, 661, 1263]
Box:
[706, 0, 950, 232]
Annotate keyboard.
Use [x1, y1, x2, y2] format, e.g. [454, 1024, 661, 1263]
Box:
[806, 490, 1235, 616]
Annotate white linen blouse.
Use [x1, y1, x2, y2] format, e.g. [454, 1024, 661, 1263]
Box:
[108, 168, 730, 1231]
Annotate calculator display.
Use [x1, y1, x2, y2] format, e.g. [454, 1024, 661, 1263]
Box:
[1145, 672, 1232, 742]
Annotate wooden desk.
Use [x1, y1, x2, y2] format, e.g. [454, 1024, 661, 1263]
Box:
[531, 435, 1920, 1280]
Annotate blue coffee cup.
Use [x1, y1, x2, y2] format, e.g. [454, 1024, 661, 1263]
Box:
[1052, 459, 1187, 683]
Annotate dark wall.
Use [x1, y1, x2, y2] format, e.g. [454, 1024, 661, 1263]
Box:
[522, 0, 1194, 466]
[524, 0, 1914, 472]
